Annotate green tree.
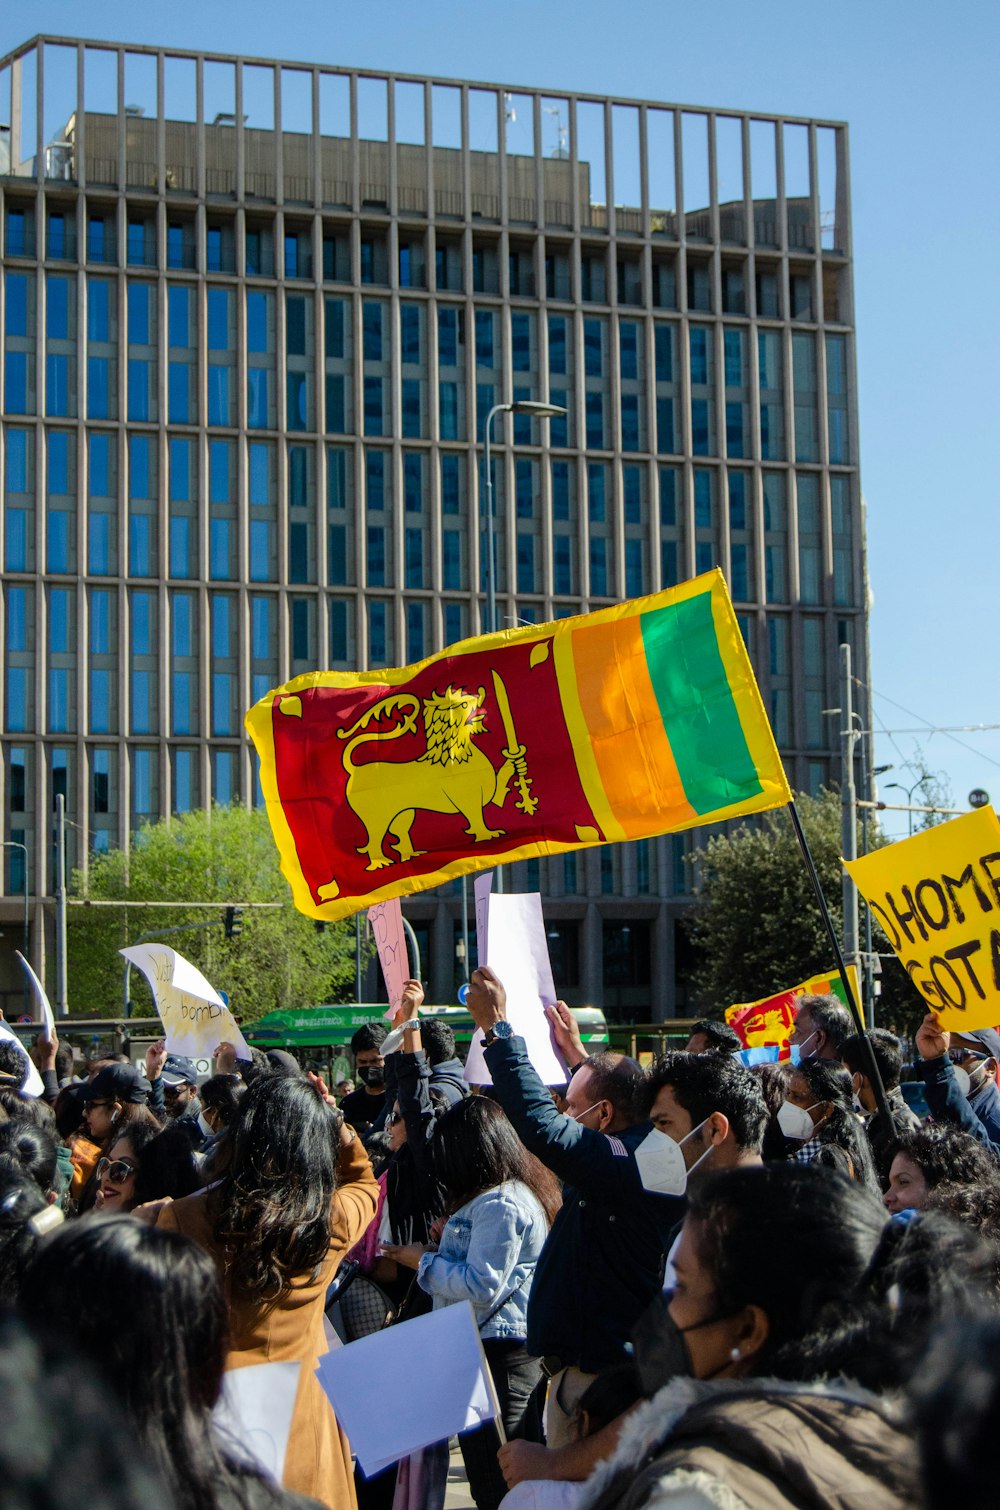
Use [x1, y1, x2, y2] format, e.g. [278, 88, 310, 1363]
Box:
[685, 789, 925, 1036]
[67, 805, 361, 1020]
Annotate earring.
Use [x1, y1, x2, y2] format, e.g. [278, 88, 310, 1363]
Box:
[729, 1347, 742, 1362]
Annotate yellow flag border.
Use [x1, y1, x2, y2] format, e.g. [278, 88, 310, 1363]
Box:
[245, 571, 792, 920]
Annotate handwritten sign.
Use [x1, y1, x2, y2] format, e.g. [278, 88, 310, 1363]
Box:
[119, 944, 252, 1060]
[368, 899, 410, 1020]
[846, 807, 1000, 1031]
[16, 951, 55, 1038]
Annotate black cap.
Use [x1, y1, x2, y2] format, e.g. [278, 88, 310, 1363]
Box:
[161, 1054, 199, 1087]
[83, 1064, 148, 1106]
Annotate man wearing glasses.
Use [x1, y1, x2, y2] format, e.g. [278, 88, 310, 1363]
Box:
[915, 1018, 1000, 1154]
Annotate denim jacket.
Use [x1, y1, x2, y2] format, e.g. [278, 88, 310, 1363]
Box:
[416, 1180, 547, 1340]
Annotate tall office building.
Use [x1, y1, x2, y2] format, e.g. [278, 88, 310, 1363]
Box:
[0, 36, 867, 1017]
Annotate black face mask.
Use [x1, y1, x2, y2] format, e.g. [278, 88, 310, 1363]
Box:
[631, 1290, 736, 1396]
[357, 1064, 384, 1089]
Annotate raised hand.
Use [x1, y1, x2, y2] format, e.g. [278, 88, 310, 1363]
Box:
[545, 1000, 586, 1066]
[466, 966, 507, 1031]
[915, 1012, 950, 1062]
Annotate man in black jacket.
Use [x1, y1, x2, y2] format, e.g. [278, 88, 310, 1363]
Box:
[466, 966, 684, 1448]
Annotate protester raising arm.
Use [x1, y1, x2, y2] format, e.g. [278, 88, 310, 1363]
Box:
[465, 966, 653, 1198]
[916, 1013, 1000, 1157]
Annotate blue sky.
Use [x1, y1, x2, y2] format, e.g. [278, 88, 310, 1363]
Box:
[4, 0, 998, 839]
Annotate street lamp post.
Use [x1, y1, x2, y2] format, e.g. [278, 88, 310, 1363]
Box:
[885, 779, 924, 838]
[482, 400, 566, 897]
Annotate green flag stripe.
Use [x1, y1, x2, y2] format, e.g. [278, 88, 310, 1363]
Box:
[640, 591, 762, 816]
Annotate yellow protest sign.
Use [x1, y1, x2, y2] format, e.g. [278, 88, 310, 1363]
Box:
[845, 807, 1000, 1031]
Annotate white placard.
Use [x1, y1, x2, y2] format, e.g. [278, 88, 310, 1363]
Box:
[213, 1361, 300, 1482]
[119, 944, 252, 1061]
[474, 872, 493, 968]
[16, 951, 56, 1037]
[0, 1017, 43, 1097]
[463, 892, 567, 1088]
[315, 1302, 497, 1476]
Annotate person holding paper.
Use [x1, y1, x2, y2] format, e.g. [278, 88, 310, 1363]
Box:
[465, 967, 684, 1451]
[156, 1073, 378, 1509]
[383, 1095, 560, 1510]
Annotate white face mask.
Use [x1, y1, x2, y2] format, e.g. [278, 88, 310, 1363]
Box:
[777, 1099, 820, 1141]
[951, 1066, 971, 1098]
[197, 1111, 216, 1141]
[789, 1030, 817, 1067]
[635, 1120, 713, 1197]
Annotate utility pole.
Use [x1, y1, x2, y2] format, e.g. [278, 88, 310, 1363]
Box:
[839, 645, 861, 1021]
[55, 793, 68, 1016]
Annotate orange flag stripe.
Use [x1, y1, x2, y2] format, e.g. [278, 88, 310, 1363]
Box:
[569, 612, 698, 837]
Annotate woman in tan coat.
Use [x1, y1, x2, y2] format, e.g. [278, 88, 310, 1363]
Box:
[157, 1072, 378, 1510]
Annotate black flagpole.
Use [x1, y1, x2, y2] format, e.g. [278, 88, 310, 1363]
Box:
[787, 799, 893, 1125]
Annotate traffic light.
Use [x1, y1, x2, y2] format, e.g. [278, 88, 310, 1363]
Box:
[224, 905, 243, 940]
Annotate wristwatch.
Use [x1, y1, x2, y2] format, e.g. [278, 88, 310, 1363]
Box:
[398, 1020, 421, 1033]
[483, 1020, 514, 1048]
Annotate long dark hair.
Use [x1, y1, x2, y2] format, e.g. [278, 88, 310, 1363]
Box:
[130, 1124, 202, 1208]
[684, 1164, 885, 1374]
[18, 1220, 249, 1510]
[795, 1058, 879, 1192]
[684, 1164, 997, 1391]
[213, 1075, 340, 1298]
[432, 1097, 561, 1224]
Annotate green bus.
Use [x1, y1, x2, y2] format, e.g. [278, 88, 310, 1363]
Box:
[244, 1002, 610, 1052]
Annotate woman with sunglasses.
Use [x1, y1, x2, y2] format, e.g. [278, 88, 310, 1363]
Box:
[95, 1121, 161, 1213]
[78, 1065, 162, 1213]
[95, 1121, 200, 1216]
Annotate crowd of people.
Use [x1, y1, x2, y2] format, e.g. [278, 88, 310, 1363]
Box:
[2, 971, 1000, 1510]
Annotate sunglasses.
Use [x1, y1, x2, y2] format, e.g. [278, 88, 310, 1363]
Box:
[87, 1100, 113, 1110]
[948, 1049, 989, 1065]
[96, 1157, 137, 1183]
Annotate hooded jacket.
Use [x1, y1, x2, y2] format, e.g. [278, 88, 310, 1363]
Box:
[429, 1055, 469, 1107]
[578, 1375, 917, 1510]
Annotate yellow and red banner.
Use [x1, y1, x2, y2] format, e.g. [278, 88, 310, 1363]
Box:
[246, 571, 791, 921]
[846, 807, 1000, 1032]
[727, 966, 861, 1055]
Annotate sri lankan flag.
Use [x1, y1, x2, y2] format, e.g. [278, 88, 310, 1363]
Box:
[727, 966, 862, 1055]
[246, 570, 791, 920]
